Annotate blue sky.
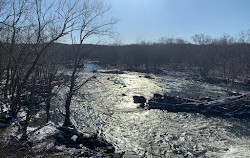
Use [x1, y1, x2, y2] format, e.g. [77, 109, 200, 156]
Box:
[105, 0, 250, 44]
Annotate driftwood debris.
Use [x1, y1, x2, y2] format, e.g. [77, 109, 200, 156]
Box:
[146, 93, 250, 116]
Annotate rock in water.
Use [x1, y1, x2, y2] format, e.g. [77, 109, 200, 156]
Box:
[133, 96, 146, 104]
[144, 75, 154, 79]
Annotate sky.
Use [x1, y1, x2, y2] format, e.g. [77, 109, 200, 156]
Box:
[103, 0, 250, 44]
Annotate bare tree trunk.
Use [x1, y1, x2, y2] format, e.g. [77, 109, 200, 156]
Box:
[21, 109, 31, 141]
[10, 65, 18, 96]
[223, 62, 226, 79]
[3, 58, 11, 98]
[0, 50, 2, 81]
[63, 66, 77, 127]
[11, 78, 21, 118]
[21, 74, 37, 141]
[46, 73, 53, 123]
[64, 93, 73, 127]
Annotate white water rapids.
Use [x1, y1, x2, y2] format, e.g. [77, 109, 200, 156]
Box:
[57, 63, 250, 158]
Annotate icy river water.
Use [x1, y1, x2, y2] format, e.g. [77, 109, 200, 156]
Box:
[65, 63, 250, 158]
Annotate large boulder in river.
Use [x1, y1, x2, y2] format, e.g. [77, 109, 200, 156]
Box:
[133, 96, 146, 104]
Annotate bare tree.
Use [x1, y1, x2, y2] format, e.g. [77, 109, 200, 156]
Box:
[0, 0, 87, 118]
[192, 34, 214, 77]
[63, 0, 117, 127]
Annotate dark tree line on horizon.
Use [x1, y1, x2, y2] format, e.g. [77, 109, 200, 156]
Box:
[89, 32, 250, 82]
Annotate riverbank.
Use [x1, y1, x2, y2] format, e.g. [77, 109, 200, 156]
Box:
[0, 100, 125, 157]
[0, 121, 124, 157]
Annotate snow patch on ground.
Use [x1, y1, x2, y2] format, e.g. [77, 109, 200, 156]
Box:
[0, 101, 9, 113]
[9, 121, 59, 142]
[27, 121, 59, 143]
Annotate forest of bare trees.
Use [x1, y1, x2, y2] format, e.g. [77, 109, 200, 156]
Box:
[0, 0, 115, 144]
[90, 32, 250, 84]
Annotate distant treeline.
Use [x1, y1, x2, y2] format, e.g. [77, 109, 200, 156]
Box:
[87, 34, 250, 81]
[1, 34, 250, 86]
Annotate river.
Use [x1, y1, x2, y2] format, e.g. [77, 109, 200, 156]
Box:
[65, 63, 250, 158]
